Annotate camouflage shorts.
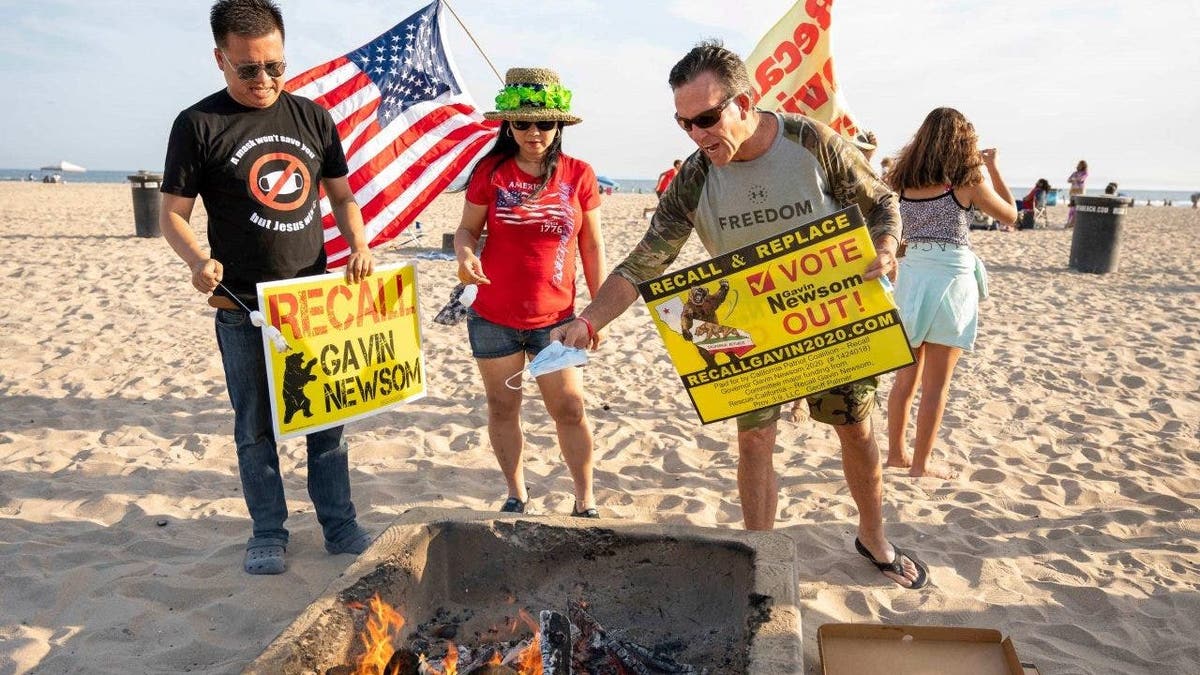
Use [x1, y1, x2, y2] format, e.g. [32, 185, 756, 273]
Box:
[736, 376, 879, 431]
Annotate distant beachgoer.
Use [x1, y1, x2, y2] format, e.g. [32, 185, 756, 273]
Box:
[159, 0, 376, 575]
[1105, 182, 1119, 195]
[553, 40, 930, 590]
[1016, 178, 1052, 230]
[880, 156, 895, 178]
[884, 107, 1016, 480]
[1066, 160, 1088, 228]
[655, 159, 683, 199]
[1191, 193, 1198, 208]
[454, 67, 606, 519]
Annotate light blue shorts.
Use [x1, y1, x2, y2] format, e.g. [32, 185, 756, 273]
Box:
[894, 244, 987, 351]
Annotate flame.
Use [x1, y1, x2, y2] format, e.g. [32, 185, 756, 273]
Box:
[347, 596, 545, 674]
[353, 594, 405, 675]
[510, 608, 543, 675]
[423, 642, 458, 675]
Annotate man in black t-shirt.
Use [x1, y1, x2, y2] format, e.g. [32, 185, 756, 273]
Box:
[160, 0, 375, 575]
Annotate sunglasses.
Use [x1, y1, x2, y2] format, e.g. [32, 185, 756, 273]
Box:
[511, 120, 559, 132]
[675, 95, 735, 132]
[221, 51, 286, 80]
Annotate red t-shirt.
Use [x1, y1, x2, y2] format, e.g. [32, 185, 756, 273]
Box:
[655, 167, 678, 194]
[466, 154, 601, 329]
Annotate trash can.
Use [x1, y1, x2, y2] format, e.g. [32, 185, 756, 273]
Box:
[1068, 195, 1130, 273]
[128, 171, 163, 237]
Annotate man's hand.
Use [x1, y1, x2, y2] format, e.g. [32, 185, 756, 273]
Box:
[190, 258, 222, 293]
[551, 317, 593, 350]
[864, 238, 900, 283]
[343, 249, 374, 284]
[718, 279, 729, 291]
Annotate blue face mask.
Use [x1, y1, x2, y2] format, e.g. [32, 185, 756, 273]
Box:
[505, 340, 589, 389]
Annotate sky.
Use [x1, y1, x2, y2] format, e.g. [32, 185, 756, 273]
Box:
[2, 0, 1198, 190]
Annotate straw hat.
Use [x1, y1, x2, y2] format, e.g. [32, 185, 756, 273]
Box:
[483, 67, 581, 126]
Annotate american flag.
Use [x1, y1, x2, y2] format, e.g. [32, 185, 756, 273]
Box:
[285, 0, 498, 267]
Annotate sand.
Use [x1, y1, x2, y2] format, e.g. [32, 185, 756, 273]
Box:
[0, 182, 1197, 674]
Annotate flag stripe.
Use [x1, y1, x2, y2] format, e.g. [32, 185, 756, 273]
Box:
[325, 131, 495, 264]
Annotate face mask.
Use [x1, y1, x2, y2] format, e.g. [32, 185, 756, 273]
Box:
[505, 340, 588, 389]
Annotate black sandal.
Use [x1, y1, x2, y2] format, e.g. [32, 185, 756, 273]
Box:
[499, 496, 526, 513]
[571, 505, 600, 519]
[854, 538, 930, 589]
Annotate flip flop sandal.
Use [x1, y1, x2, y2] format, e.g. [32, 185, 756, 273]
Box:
[243, 544, 286, 575]
[571, 506, 600, 519]
[854, 537, 930, 590]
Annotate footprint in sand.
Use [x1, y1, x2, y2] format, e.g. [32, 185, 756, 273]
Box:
[1135, 355, 1165, 369]
[969, 468, 1006, 484]
[1119, 374, 1147, 388]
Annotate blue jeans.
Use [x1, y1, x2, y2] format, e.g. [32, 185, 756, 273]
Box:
[215, 309, 366, 550]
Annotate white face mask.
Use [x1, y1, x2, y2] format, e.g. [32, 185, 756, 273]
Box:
[505, 340, 588, 389]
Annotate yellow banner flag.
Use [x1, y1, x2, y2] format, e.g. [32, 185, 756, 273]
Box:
[745, 0, 873, 148]
[256, 262, 426, 439]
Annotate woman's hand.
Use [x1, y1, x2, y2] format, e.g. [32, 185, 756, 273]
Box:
[981, 148, 999, 167]
[456, 253, 490, 285]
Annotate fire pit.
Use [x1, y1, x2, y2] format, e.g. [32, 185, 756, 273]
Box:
[246, 508, 802, 673]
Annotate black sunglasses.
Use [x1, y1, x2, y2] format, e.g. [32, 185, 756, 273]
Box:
[222, 51, 286, 80]
[675, 95, 735, 132]
[511, 120, 559, 132]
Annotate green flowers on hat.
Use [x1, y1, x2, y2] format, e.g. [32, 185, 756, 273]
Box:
[495, 83, 573, 112]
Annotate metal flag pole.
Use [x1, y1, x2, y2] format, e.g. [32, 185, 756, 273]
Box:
[441, 0, 505, 85]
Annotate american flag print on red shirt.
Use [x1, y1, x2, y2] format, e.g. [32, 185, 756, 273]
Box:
[285, 0, 498, 267]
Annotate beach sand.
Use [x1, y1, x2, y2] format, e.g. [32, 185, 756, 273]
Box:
[1, 182, 1197, 674]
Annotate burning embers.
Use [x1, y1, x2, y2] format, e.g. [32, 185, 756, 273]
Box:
[247, 510, 802, 674]
[330, 595, 698, 675]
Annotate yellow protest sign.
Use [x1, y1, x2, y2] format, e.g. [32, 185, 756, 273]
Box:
[745, 0, 874, 148]
[256, 262, 426, 439]
[638, 207, 913, 424]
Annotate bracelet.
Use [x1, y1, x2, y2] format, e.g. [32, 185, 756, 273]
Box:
[576, 316, 596, 340]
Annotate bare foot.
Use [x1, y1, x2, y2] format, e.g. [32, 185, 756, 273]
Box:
[909, 463, 958, 479]
[885, 454, 912, 469]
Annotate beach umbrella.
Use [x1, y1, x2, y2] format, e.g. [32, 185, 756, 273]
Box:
[40, 160, 86, 172]
[596, 175, 619, 190]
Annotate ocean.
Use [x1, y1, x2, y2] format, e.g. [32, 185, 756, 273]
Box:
[3, 169, 1196, 207]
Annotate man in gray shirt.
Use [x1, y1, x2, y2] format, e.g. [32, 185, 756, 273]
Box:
[554, 41, 927, 589]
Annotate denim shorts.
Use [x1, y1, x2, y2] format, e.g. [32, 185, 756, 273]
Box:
[466, 310, 576, 359]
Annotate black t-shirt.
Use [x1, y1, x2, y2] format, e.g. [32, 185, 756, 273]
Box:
[162, 89, 349, 307]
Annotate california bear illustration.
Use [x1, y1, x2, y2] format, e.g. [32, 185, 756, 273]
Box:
[680, 279, 740, 368]
[281, 351, 318, 424]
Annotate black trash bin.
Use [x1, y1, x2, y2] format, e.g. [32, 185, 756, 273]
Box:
[128, 171, 163, 237]
[1069, 195, 1130, 273]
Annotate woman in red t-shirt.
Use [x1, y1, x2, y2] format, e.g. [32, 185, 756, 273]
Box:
[453, 67, 607, 518]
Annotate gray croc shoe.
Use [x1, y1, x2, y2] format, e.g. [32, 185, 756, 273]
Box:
[244, 544, 286, 575]
[326, 529, 375, 555]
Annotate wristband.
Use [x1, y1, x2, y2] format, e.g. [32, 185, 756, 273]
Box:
[576, 316, 596, 340]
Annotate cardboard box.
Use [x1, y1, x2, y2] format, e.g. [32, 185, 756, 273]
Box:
[819, 623, 1039, 675]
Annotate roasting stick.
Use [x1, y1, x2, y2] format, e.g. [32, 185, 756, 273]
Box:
[214, 283, 291, 353]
